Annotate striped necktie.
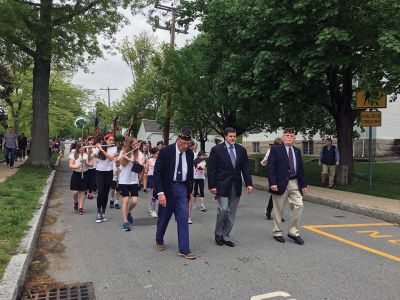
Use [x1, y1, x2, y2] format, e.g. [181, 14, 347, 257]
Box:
[288, 147, 296, 177]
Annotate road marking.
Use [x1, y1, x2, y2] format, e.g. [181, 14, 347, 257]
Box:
[251, 291, 294, 300]
[356, 230, 393, 238]
[303, 224, 400, 263]
[388, 240, 400, 245]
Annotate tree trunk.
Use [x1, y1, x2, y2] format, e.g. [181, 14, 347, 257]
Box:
[162, 98, 171, 145]
[26, 0, 53, 167]
[335, 112, 354, 183]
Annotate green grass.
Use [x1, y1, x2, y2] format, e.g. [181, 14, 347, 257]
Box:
[0, 165, 51, 277]
[249, 154, 400, 200]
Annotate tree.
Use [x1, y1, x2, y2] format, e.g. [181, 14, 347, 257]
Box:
[180, 0, 400, 181]
[0, 0, 131, 166]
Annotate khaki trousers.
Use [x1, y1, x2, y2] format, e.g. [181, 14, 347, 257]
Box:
[271, 179, 303, 237]
[321, 164, 336, 185]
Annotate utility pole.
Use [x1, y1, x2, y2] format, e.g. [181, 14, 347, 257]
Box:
[99, 87, 118, 108]
[154, 1, 188, 145]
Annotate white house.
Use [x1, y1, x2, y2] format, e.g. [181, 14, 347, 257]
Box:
[243, 100, 400, 158]
[136, 119, 222, 153]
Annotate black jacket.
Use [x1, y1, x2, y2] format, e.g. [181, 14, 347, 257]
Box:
[207, 142, 252, 197]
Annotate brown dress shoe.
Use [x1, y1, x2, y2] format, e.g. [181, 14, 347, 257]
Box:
[177, 252, 197, 260]
[156, 244, 166, 251]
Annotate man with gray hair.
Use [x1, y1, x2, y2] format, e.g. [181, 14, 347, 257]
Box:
[2, 126, 18, 168]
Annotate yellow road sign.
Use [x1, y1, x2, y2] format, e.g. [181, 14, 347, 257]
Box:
[356, 91, 387, 109]
[360, 111, 381, 127]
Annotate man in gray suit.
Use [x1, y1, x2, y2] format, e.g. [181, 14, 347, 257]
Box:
[208, 127, 253, 247]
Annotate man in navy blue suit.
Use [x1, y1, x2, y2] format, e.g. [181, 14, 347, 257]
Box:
[154, 128, 196, 259]
[267, 128, 308, 245]
[208, 127, 253, 247]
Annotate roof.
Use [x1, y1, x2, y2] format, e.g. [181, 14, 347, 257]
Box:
[142, 119, 177, 134]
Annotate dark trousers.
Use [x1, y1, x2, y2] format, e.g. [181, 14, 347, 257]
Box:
[4, 147, 16, 167]
[96, 170, 113, 214]
[266, 195, 273, 213]
[156, 183, 190, 254]
[20, 146, 26, 158]
[87, 168, 96, 193]
[193, 179, 205, 197]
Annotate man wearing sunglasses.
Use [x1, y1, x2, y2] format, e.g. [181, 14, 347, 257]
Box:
[154, 127, 196, 260]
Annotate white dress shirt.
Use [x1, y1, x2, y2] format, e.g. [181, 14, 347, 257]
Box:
[173, 143, 188, 182]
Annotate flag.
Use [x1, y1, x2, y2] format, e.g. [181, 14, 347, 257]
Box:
[93, 113, 99, 142]
[110, 116, 118, 138]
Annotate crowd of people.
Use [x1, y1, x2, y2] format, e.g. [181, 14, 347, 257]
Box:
[65, 126, 314, 260]
[0, 126, 31, 168]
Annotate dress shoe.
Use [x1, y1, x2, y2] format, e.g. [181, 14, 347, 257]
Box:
[156, 243, 166, 251]
[266, 211, 272, 220]
[178, 252, 197, 260]
[273, 236, 285, 243]
[215, 235, 224, 246]
[282, 218, 285, 222]
[223, 240, 235, 247]
[288, 234, 304, 245]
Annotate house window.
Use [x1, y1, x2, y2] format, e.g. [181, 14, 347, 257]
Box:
[302, 140, 314, 155]
[252, 142, 260, 153]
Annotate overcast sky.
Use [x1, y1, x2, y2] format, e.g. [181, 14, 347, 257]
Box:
[71, 9, 198, 108]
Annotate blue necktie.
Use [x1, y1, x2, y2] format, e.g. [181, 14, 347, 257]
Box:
[229, 144, 236, 167]
[176, 152, 183, 182]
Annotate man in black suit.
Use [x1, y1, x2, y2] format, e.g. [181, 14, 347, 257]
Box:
[267, 128, 308, 245]
[154, 128, 196, 259]
[208, 127, 253, 247]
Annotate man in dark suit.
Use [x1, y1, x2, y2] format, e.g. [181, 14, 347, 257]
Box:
[154, 128, 196, 259]
[267, 128, 308, 245]
[208, 127, 253, 247]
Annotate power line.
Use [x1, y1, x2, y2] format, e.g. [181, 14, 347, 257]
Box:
[99, 87, 118, 108]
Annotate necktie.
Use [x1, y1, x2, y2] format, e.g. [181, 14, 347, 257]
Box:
[229, 144, 236, 167]
[176, 152, 183, 182]
[288, 147, 296, 177]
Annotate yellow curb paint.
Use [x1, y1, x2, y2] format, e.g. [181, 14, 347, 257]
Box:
[303, 224, 400, 263]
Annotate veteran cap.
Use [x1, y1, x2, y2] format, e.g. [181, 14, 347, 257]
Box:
[283, 128, 296, 135]
[179, 127, 192, 141]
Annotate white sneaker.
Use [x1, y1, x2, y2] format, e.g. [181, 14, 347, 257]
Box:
[192, 204, 196, 210]
[200, 205, 207, 212]
[188, 216, 193, 224]
[150, 210, 158, 218]
[102, 214, 109, 222]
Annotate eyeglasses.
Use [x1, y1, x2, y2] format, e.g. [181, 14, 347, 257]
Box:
[283, 134, 295, 138]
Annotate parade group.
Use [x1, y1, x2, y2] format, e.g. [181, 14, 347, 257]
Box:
[2, 125, 340, 260]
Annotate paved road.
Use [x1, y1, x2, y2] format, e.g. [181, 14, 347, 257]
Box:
[27, 157, 400, 300]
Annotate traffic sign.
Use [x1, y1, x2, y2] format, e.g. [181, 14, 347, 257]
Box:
[356, 91, 387, 109]
[360, 111, 381, 127]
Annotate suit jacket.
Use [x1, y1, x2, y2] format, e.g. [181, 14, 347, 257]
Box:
[154, 143, 194, 198]
[207, 142, 252, 197]
[267, 144, 307, 195]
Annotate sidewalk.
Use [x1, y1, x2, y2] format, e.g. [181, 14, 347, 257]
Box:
[0, 160, 25, 183]
[252, 175, 400, 224]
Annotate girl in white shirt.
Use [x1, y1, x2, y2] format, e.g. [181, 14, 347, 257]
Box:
[93, 134, 118, 223]
[69, 142, 93, 215]
[119, 136, 144, 231]
[193, 151, 207, 211]
[85, 136, 96, 200]
[145, 147, 159, 218]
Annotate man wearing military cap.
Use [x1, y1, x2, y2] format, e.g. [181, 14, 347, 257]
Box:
[267, 128, 308, 245]
[154, 127, 196, 259]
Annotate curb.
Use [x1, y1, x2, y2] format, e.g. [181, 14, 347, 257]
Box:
[253, 183, 400, 225]
[0, 157, 59, 300]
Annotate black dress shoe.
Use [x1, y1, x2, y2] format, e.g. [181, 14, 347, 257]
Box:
[223, 240, 235, 247]
[282, 218, 285, 222]
[273, 236, 285, 243]
[215, 235, 224, 246]
[288, 234, 304, 245]
[266, 211, 272, 220]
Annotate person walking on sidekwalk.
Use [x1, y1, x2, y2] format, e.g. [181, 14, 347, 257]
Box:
[267, 128, 307, 245]
[208, 127, 253, 248]
[2, 126, 18, 168]
[154, 128, 196, 260]
[319, 137, 340, 188]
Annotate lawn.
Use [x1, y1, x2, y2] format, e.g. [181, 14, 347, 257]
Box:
[0, 165, 51, 278]
[249, 154, 400, 200]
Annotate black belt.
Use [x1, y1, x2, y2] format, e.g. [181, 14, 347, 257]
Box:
[172, 181, 186, 184]
[288, 176, 297, 180]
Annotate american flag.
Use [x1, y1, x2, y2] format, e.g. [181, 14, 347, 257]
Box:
[93, 113, 99, 142]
